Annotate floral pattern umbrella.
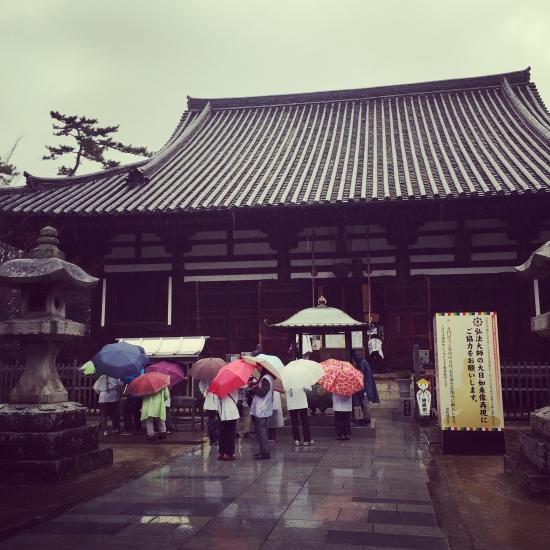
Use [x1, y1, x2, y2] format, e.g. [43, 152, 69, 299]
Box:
[318, 358, 364, 396]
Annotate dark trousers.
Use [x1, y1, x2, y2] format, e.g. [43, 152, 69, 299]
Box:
[289, 408, 312, 442]
[334, 411, 351, 436]
[254, 416, 270, 455]
[122, 397, 142, 432]
[218, 419, 237, 456]
[100, 401, 120, 432]
[206, 410, 219, 443]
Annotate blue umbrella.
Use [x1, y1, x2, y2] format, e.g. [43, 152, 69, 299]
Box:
[91, 342, 149, 378]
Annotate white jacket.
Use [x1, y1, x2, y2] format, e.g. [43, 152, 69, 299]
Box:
[218, 389, 240, 421]
[286, 387, 308, 411]
[93, 376, 122, 403]
[267, 390, 284, 428]
[199, 379, 220, 411]
[250, 374, 274, 418]
[332, 392, 352, 412]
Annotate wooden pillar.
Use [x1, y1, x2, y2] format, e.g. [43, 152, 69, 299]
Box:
[263, 216, 303, 283]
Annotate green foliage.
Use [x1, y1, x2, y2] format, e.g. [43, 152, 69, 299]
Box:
[0, 138, 21, 187]
[43, 111, 153, 176]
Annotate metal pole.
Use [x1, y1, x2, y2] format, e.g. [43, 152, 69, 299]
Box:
[312, 228, 316, 307]
[534, 279, 541, 316]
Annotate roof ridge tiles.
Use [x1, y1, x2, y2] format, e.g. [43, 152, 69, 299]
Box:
[23, 158, 148, 188]
[187, 68, 531, 111]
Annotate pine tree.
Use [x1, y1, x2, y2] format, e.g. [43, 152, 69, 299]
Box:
[0, 139, 21, 188]
[43, 111, 153, 176]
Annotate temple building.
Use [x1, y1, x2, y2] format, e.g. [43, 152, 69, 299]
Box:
[2, 68, 550, 369]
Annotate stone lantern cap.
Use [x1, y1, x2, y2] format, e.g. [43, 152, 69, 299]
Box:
[0, 227, 98, 289]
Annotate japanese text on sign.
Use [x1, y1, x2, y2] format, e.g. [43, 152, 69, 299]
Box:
[434, 313, 504, 432]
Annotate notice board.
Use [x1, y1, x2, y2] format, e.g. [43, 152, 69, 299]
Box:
[434, 312, 504, 433]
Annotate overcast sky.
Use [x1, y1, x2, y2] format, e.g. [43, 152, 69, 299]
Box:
[2, 0, 550, 181]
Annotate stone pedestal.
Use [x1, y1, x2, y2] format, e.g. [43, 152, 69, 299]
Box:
[0, 402, 113, 484]
[504, 406, 550, 495]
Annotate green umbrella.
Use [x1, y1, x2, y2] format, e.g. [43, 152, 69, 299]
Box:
[79, 361, 96, 375]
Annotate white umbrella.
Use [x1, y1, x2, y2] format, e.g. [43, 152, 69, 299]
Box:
[242, 354, 284, 393]
[281, 359, 325, 390]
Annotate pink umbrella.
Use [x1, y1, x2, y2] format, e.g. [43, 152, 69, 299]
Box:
[145, 360, 185, 387]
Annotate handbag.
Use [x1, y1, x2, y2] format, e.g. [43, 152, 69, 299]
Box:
[353, 406, 363, 420]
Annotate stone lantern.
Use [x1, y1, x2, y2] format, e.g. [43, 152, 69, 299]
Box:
[0, 227, 113, 483]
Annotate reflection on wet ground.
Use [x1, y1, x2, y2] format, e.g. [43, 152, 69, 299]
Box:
[0, 419, 446, 550]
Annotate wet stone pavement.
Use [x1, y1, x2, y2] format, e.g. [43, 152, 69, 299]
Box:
[0, 419, 447, 550]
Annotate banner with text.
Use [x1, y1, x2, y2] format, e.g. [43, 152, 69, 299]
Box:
[434, 312, 504, 432]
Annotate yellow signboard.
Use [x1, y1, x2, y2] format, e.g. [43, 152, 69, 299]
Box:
[434, 312, 504, 432]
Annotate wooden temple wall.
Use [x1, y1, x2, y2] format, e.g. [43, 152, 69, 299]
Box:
[89, 217, 550, 370]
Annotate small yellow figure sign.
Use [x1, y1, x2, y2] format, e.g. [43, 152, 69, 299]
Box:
[416, 378, 431, 417]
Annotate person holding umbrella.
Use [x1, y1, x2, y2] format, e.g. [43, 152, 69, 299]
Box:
[126, 373, 171, 441]
[332, 390, 353, 440]
[282, 359, 324, 446]
[93, 375, 123, 436]
[120, 371, 144, 435]
[190, 357, 225, 446]
[351, 350, 380, 426]
[319, 358, 364, 441]
[217, 388, 240, 461]
[249, 365, 274, 460]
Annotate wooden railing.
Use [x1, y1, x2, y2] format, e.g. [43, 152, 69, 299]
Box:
[501, 363, 550, 421]
[0, 362, 204, 428]
[0, 361, 101, 411]
[3, 362, 548, 422]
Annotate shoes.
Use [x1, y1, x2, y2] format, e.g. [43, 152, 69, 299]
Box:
[121, 431, 132, 436]
[157, 432, 167, 440]
[336, 435, 344, 440]
[344, 435, 350, 440]
[223, 454, 236, 461]
[243, 432, 250, 438]
[254, 453, 271, 460]
[113, 430, 120, 435]
[303, 440, 314, 446]
[217, 453, 224, 460]
[294, 440, 301, 446]
[146, 435, 157, 441]
[103, 431, 109, 436]
[165, 430, 171, 435]
[269, 439, 275, 443]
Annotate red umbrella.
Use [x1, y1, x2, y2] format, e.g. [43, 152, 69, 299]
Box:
[208, 359, 257, 397]
[145, 360, 185, 387]
[127, 372, 170, 396]
[318, 359, 364, 396]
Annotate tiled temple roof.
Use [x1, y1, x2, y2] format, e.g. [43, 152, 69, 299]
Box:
[2, 68, 550, 216]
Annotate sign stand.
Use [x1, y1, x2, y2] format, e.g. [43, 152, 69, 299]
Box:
[434, 312, 505, 456]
